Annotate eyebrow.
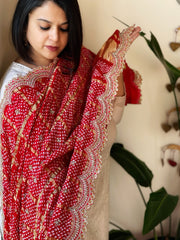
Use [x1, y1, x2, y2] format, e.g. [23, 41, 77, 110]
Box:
[37, 18, 68, 26]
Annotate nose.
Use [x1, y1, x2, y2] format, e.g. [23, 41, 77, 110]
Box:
[49, 27, 59, 42]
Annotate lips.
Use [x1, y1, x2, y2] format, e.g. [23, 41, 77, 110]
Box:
[46, 45, 59, 52]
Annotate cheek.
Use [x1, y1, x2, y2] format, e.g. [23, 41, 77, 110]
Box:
[26, 29, 35, 46]
[26, 24, 46, 46]
[60, 34, 68, 49]
[27, 30, 46, 48]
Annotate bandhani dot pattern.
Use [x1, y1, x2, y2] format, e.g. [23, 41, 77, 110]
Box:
[0, 29, 141, 239]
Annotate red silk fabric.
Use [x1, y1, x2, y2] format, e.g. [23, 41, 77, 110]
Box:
[1, 47, 114, 239]
[123, 62, 142, 105]
[1, 30, 141, 239]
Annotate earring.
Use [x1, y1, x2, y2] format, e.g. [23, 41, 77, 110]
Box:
[24, 39, 28, 46]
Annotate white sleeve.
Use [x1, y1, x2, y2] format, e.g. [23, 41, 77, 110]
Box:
[0, 62, 31, 102]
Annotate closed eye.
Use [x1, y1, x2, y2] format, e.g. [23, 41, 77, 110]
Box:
[40, 26, 50, 31]
[60, 27, 69, 32]
[40, 26, 68, 32]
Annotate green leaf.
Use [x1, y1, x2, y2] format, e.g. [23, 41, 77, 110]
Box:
[109, 229, 136, 240]
[142, 33, 180, 89]
[139, 31, 146, 37]
[143, 187, 179, 234]
[143, 33, 165, 63]
[142, 31, 180, 129]
[164, 60, 180, 89]
[112, 15, 180, 128]
[110, 143, 153, 187]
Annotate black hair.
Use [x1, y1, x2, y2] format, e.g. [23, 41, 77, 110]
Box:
[11, 0, 83, 72]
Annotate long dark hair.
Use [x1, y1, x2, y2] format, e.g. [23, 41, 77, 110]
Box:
[12, 0, 83, 72]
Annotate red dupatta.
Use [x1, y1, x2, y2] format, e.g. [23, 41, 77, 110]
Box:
[0, 29, 141, 239]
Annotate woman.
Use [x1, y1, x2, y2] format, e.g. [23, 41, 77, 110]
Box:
[0, 0, 141, 239]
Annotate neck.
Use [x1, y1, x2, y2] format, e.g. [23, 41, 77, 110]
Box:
[15, 57, 53, 69]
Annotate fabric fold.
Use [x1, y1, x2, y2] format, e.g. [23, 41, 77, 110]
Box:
[0, 29, 142, 240]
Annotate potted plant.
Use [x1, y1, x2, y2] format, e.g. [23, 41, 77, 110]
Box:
[109, 143, 180, 240]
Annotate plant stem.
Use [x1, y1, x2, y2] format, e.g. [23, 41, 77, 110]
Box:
[109, 221, 123, 231]
[172, 89, 180, 131]
[154, 230, 158, 240]
[169, 215, 172, 237]
[109, 221, 138, 240]
[160, 222, 164, 237]
[136, 183, 147, 206]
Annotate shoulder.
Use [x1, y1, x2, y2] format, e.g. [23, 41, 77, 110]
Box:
[0, 62, 31, 100]
[1, 62, 31, 82]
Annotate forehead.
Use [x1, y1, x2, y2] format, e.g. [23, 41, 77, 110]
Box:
[30, 1, 67, 22]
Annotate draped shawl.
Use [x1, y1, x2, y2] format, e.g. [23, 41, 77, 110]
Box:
[0, 29, 141, 239]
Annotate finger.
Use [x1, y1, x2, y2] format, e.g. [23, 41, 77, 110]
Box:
[132, 26, 141, 36]
[130, 26, 141, 40]
[121, 25, 135, 35]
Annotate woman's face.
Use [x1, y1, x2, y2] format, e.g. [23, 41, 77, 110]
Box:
[26, 1, 69, 66]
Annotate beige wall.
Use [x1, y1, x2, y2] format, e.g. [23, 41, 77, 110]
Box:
[0, 0, 17, 79]
[1, 0, 180, 239]
[78, 0, 180, 239]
